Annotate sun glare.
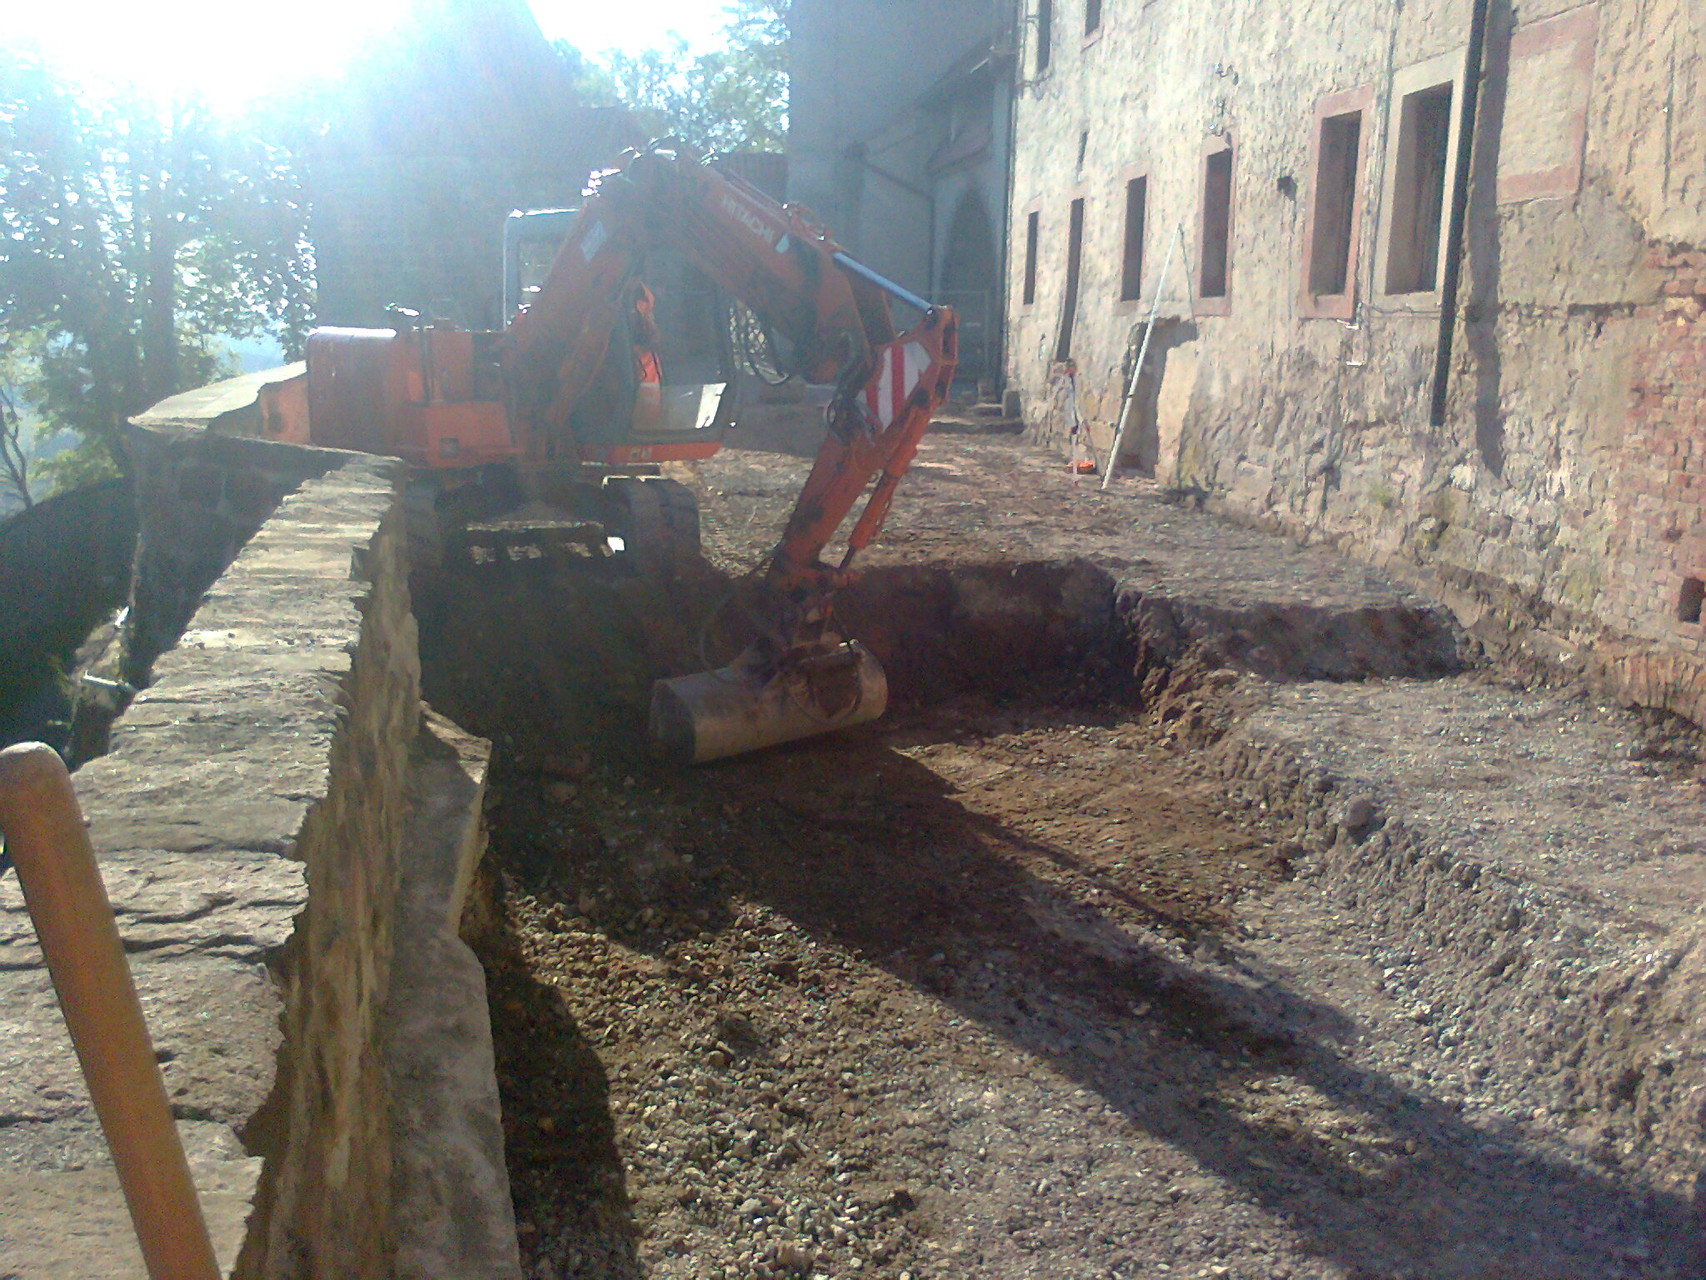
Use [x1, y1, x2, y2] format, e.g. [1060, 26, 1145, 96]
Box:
[6, 0, 413, 111]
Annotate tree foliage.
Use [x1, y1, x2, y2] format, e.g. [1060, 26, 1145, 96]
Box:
[561, 0, 788, 154]
[0, 52, 314, 491]
[0, 381, 30, 510]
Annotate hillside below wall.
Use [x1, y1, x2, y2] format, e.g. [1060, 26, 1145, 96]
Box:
[0, 478, 136, 746]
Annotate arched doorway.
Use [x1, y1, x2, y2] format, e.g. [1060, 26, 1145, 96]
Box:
[938, 191, 998, 383]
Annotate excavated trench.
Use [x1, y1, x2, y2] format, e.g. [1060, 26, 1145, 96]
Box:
[416, 528, 1701, 1280]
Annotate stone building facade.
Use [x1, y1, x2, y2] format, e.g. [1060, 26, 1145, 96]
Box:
[1004, 0, 1706, 721]
[790, 0, 1017, 382]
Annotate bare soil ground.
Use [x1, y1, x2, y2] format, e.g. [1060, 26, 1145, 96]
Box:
[477, 693, 1303, 1280]
[429, 412, 1703, 1280]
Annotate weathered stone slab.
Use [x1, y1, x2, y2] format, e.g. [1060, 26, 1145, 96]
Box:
[0, 954, 281, 1129]
[384, 710, 520, 1280]
[0, 1121, 261, 1280]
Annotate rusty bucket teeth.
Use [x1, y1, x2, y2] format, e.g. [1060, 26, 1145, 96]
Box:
[649, 641, 888, 765]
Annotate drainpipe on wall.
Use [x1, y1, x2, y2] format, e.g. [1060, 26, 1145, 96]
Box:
[1428, 0, 1494, 427]
[997, 41, 1020, 401]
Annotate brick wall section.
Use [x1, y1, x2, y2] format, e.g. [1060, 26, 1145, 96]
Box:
[1606, 243, 1706, 642]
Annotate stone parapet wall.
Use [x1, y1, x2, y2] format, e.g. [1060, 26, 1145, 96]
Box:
[0, 453, 430, 1278]
[226, 462, 422, 1277]
[120, 426, 359, 691]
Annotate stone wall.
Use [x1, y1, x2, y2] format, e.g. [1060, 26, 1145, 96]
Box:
[0, 452, 490, 1278]
[0, 430, 361, 762]
[224, 462, 422, 1277]
[119, 426, 355, 692]
[1003, 0, 1706, 721]
[1587, 246, 1706, 715]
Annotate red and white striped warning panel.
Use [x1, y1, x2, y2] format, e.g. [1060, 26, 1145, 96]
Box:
[862, 341, 930, 430]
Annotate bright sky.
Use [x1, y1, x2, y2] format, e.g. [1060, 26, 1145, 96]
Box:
[5, 0, 728, 111]
[531, 0, 729, 58]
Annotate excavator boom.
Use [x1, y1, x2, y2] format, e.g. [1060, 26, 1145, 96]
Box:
[497, 148, 958, 761]
[595, 157, 958, 760]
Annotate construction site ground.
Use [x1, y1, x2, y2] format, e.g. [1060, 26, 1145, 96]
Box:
[436, 407, 1706, 1280]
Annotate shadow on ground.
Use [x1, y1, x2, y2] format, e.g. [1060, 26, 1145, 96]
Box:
[470, 885, 642, 1278]
[427, 421, 1693, 1279]
[482, 702, 1697, 1280]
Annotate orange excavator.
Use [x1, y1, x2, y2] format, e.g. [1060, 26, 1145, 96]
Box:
[267, 146, 958, 762]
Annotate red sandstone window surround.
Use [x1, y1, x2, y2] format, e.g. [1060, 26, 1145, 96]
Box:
[1300, 85, 1373, 320]
[1374, 48, 1468, 307]
[1196, 138, 1235, 315]
[1497, 5, 1598, 204]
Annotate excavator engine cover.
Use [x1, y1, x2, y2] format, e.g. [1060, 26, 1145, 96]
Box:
[649, 641, 887, 765]
[304, 328, 403, 455]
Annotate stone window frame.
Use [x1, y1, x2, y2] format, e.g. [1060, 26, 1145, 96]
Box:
[1082, 0, 1105, 49]
[1299, 84, 1375, 321]
[1496, 3, 1598, 204]
[1033, 0, 1055, 79]
[1113, 163, 1151, 314]
[1054, 186, 1090, 362]
[1194, 134, 1236, 318]
[1372, 46, 1469, 314]
[1019, 200, 1044, 312]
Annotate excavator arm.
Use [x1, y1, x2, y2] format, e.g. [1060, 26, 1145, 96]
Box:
[506, 148, 956, 603]
[506, 147, 958, 762]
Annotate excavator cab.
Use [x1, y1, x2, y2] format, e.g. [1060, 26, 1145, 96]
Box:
[496, 205, 735, 466]
[502, 207, 578, 323]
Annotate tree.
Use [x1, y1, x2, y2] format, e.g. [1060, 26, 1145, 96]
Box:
[0, 380, 30, 510]
[0, 53, 314, 490]
[561, 0, 789, 154]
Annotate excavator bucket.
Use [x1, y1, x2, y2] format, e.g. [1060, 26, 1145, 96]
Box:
[649, 641, 887, 765]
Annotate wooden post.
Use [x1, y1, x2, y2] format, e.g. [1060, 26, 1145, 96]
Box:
[0, 742, 223, 1280]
